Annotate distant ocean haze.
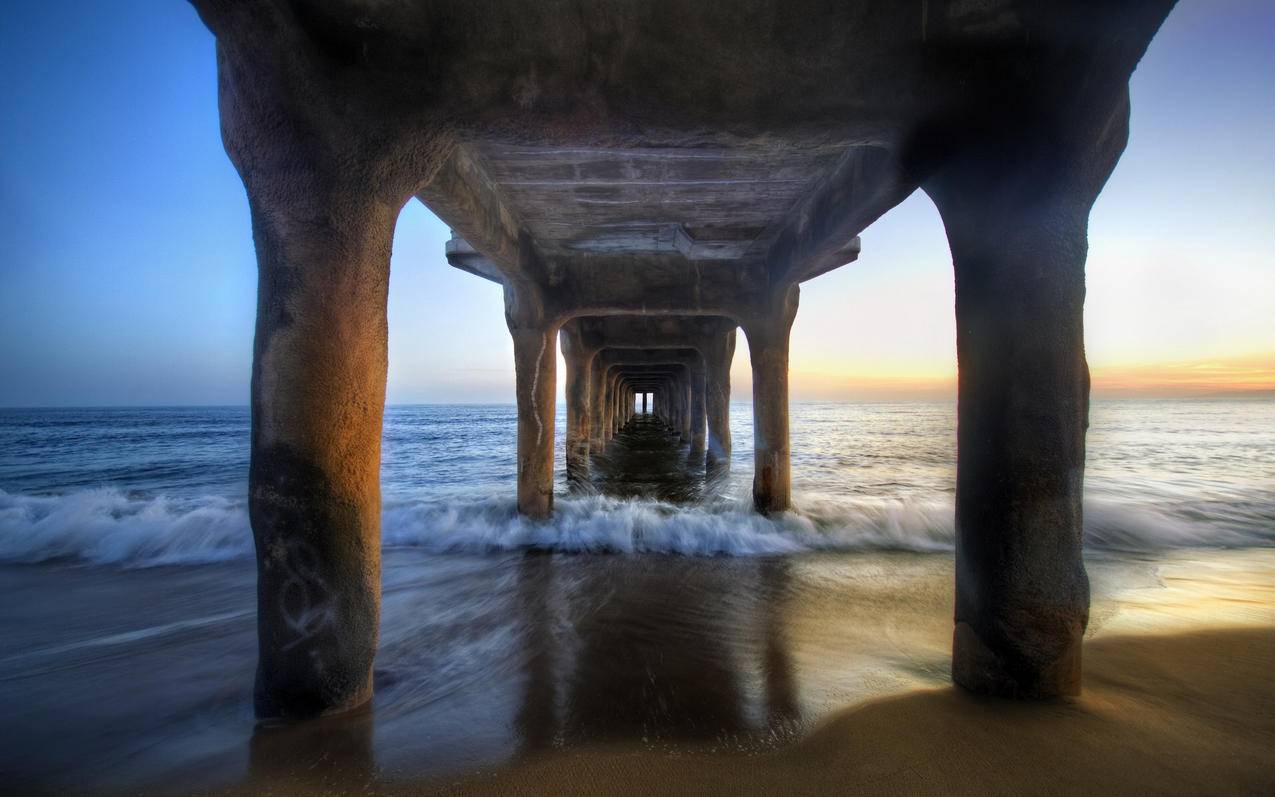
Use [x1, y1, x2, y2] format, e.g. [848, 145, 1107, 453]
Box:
[0, 400, 1272, 566]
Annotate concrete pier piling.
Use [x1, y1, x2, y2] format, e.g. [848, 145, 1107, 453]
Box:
[193, 0, 1175, 715]
[509, 321, 557, 520]
[559, 321, 594, 485]
[703, 327, 736, 477]
[923, 88, 1137, 699]
[745, 286, 800, 514]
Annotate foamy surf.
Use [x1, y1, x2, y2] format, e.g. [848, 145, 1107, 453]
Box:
[0, 488, 251, 566]
[2, 486, 1271, 568]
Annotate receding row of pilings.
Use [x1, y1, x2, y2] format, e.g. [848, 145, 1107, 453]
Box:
[198, 0, 1176, 720]
[511, 301, 797, 522]
[228, 157, 1114, 720]
[559, 318, 737, 503]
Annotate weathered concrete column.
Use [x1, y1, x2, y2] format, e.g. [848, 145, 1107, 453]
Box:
[506, 287, 557, 519]
[559, 322, 592, 484]
[681, 379, 689, 437]
[601, 373, 610, 441]
[669, 377, 680, 436]
[678, 376, 692, 444]
[600, 370, 611, 441]
[688, 361, 707, 459]
[613, 380, 622, 433]
[609, 371, 622, 437]
[590, 357, 609, 449]
[214, 45, 409, 720]
[744, 285, 799, 513]
[704, 328, 736, 476]
[614, 374, 624, 432]
[923, 92, 1133, 699]
[612, 374, 622, 436]
[668, 378, 680, 432]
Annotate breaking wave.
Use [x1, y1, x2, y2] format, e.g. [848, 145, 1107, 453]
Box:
[380, 493, 957, 556]
[2, 486, 1272, 568]
[0, 488, 252, 567]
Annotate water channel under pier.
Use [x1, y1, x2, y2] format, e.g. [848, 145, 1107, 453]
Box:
[588, 413, 708, 504]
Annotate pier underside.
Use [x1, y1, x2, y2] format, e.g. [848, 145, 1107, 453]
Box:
[190, 0, 1176, 717]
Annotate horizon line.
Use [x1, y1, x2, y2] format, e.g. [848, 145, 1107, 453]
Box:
[3, 391, 1273, 411]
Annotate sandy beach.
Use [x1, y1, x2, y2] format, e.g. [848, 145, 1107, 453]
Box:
[3, 547, 1272, 795]
[427, 625, 1275, 797]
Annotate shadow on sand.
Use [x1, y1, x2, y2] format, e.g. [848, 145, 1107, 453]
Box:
[240, 626, 1275, 796]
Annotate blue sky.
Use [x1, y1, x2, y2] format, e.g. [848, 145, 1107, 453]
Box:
[1, 0, 1272, 406]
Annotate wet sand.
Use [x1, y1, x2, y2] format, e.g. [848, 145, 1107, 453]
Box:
[2, 548, 1273, 795]
[428, 625, 1275, 797]
[3, 418, 1273, 795]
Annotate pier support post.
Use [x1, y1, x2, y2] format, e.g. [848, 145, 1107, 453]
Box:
[615, 381, 622, 432]
[507, 288, 557, 519]
[689, 360, 707, 460]
[217, 50, 407, 720]
[608, 371, 621, 437]
[615, 375, 624, 433]
[668, 378, 680, 437]
[610, 375, 620, 436]
[560, 322, 593, 485]
[600, 371, 611, 442]
[704, 327, 736, 476]
[589, 357, 608, 452]
[673, 374, 683, 438]
[924, 91, 1132, 698]
[678, 375, 692, 444]
[745, 286, 799, 513]
[599, 369, 610, 444]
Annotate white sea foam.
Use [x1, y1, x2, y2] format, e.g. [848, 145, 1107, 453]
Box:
[0, 488, 252, 566]
[2, 486, 1270, 568]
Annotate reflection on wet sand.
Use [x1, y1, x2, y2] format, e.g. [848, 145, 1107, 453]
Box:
[248, 705, 376, 792]
[229, 548, 1275, 797]
[241, 553, 805, 793]
[240, 424, 812, 792]
[5, 418, 1272, 795]
[5, 547, 1273, 794]
[440, 626, 1275, 797]
[516, 554, 795, 749]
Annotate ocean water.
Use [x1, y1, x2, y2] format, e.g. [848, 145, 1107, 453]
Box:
[1, 400, 1272, 566]
[2, 400, 1274, 793]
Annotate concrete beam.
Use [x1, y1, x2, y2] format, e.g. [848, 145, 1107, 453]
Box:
[761, 145, 907, 287]
[420, 145, 533, 281]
